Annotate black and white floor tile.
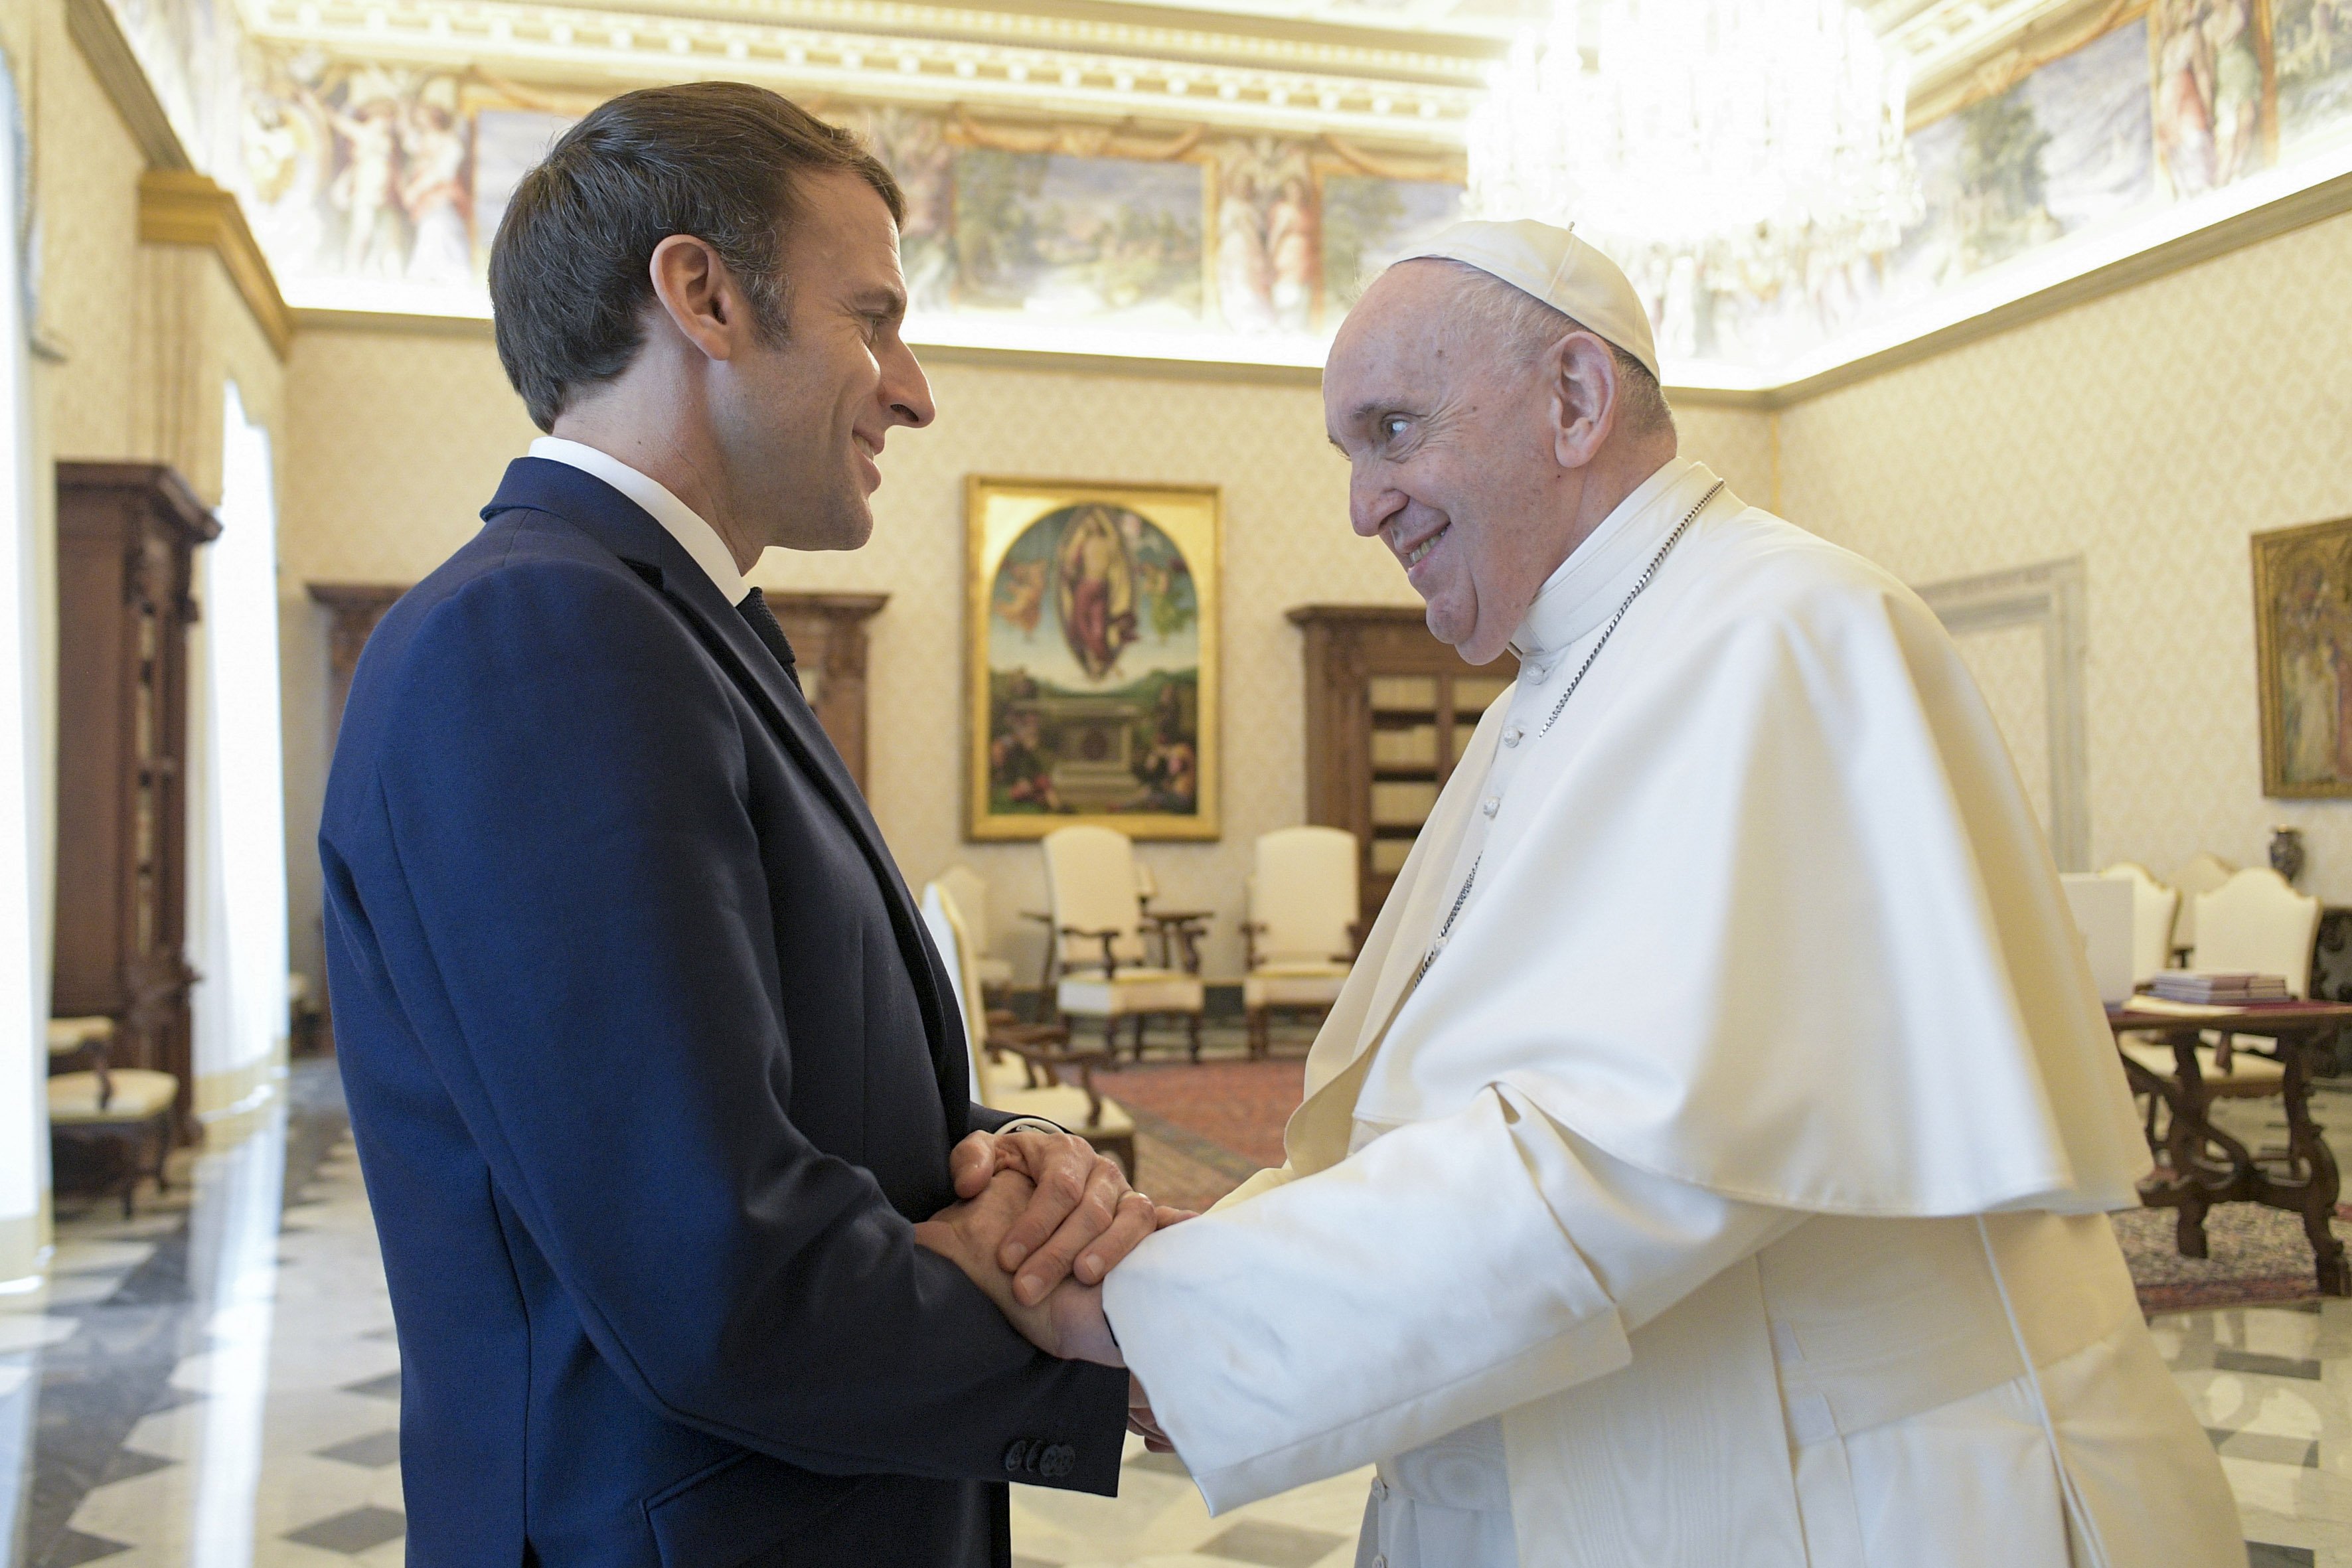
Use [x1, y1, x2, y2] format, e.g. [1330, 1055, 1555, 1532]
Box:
[3, 1061, 2347, 1567]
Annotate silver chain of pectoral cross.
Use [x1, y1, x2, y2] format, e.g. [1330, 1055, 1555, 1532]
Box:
[1409, 481, 1725, 988]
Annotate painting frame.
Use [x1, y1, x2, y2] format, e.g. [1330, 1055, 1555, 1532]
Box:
[966, 476, 1222, 841]
[2253, 514, 2352, 798]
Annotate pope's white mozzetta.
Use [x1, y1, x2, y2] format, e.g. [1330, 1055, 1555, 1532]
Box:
[1101, 453, 2242, 1564]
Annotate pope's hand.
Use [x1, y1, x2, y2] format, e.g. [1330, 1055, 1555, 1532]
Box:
[916, 1170, 1123, 1366]
[949, 1126, 1156, 1304]
[1129, 1377, 1172, 1452]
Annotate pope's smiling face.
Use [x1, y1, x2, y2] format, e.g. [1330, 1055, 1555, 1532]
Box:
[1323, 262, 1603, 665]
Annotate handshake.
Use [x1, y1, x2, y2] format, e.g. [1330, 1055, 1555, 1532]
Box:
[915, 1125, 1190, 1451]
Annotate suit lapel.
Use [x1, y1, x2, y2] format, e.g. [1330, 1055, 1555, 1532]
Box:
[483, 460, 971, 1129]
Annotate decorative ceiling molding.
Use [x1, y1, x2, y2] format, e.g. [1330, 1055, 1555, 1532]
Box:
[139, 171, 296, 357]
[65, 0, 191, 169]
[1902, 0, 2140, 127]
[1747, 165, 2352, 409]
[540, 0, 1514, 60]
[238, 0, 1482, 141]
[1873, 0, 2114, 111]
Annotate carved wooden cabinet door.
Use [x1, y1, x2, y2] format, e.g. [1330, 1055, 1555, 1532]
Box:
[1288, 605, 1517, 933]
[54, 462, 220, 1135]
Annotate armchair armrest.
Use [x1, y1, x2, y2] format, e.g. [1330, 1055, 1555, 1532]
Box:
[1058, 926, 1129, 977]
[983, 1011, 1116, 1123]
[50, 1036, 118, 1110]
[1143, 911, 1212, 975]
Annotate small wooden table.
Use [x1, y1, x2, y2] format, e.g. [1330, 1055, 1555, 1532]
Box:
[2110, 998, 2352, 1296]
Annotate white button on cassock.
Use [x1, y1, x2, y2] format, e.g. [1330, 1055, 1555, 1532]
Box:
[1482, 797, 1500, 817]
[1503, 726, 1523, 747]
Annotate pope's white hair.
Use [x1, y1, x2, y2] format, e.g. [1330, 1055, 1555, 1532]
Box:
[1432, 261, 1676, 441]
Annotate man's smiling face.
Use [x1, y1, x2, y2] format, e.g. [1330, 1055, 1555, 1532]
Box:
[729, 167, 934, 552]
[1322, 261, 1587, 665]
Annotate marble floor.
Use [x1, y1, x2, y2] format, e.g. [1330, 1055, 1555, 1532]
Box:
[2, 1059, 2349, 1567]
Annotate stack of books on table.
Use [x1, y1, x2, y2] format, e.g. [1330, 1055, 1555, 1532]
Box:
[2147, 971, 2291, 1004]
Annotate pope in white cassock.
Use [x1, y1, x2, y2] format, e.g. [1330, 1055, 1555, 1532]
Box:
[922, 218, 2244, 1567]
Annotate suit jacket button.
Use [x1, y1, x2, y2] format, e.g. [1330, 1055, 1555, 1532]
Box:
[1004, 1441, 1028, 1474]
[1025, 1440, 1047, 1473]
[1046, 1444, 1075, 1478]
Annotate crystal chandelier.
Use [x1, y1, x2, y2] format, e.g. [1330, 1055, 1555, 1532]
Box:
[1466, 0, 1922, 347]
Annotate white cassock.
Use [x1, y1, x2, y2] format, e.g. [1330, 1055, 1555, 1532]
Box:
[1100, 457, 2242, 1567]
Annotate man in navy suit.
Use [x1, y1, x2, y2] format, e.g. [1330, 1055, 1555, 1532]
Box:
[320, 84, 1155, 1567]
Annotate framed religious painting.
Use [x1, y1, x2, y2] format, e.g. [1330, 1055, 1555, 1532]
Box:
[2253, 515, 2352, 798]
[966, 477, 1221, 840]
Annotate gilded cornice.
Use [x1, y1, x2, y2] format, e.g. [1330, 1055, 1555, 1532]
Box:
[138, 171, 296, 359]
[236, 0, 1480, 141]
[64, 0, 190, 169]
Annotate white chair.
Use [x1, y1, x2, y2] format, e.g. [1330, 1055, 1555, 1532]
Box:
[46, 1016, 177, 1216]
[1241, 826, 1359, 1059]
[934, 865, 1015, 997]
[924, 880, 1136, 1176]
[2170, 851, 2237, 966]
[2098, 862, 2181, 984]
[1042, 825, 1206, 1061]
[2120, 868, 2318, 1111]
[2194, 868, 2321, 996]
[2059, 875, 2134, 1008]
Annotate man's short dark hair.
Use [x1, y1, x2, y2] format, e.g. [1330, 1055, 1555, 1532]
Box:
[489, 82, 904, 431]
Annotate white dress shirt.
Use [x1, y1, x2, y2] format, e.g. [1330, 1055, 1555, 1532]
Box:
[529, 437, 749, 604]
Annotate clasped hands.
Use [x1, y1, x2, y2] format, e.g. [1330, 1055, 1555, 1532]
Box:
[917, 1127, 1186, 1450]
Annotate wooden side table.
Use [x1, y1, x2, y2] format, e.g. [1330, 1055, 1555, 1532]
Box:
[2110, 999, 2352, 1296]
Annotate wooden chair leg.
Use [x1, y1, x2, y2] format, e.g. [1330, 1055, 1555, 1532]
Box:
[1187, 1012, 1202, 1063]
[1132, 1014, 1147, 1062]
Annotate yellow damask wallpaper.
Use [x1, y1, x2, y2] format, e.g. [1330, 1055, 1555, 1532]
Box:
[1780, 205, 2352, 903]
[275, 328, 1773, 986]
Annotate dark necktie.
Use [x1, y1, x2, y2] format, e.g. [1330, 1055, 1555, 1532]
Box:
[735, 587, 803, 694]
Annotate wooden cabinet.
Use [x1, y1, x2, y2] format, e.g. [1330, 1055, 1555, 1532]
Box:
[1289, 605, 1517, 931]
[309, 584, 890, 790]
[765, 592, 889, 791]
[53, 463, 220, 1135]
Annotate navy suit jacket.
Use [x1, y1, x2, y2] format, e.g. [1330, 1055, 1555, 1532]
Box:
[320, 459, 1128, 1568]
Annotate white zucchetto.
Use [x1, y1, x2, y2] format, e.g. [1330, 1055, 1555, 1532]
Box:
[1399, 218, 1662, 382]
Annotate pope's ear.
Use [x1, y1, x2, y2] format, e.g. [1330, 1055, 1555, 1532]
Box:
[1545, 330, 1619, 470]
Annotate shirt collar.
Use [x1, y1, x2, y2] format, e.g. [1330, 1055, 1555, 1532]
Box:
[528, 437, 749, 605]
[1510, 456, 1716, 660]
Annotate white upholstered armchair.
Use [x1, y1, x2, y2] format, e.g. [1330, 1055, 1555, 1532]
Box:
[2098, 862, 2181, 985]
[2169, 850, 2237, 967]
[921, 882, 1135, 1175]
[1241, 826, 1359, 1059]
[1041, 825, 1207, 1061]
[934, 864, 1014, 998]
[2119, 867, 2320, 1125]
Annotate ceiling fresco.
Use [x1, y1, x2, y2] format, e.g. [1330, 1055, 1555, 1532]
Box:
[96, 0, 2352, 385]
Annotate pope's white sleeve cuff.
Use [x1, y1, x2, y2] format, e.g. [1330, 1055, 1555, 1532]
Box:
[1101, 1085, 1631, 1512]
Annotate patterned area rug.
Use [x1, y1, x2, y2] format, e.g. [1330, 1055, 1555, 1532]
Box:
[2114, 1201, 2351, 1314]
[1109, 1058, 2347, 1314]
[1110, 1058, 1304, 1214]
